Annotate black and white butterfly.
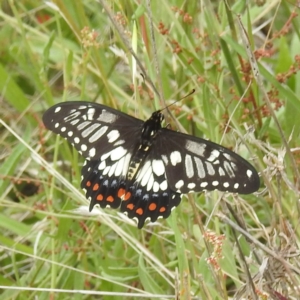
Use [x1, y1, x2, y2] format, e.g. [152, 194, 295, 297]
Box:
[43, 101, 259, 228]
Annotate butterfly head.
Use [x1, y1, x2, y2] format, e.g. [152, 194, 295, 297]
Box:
[140, 111, 163, 143]
[152, 110, 164, 123]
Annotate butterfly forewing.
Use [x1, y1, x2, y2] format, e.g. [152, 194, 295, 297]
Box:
[157, 129, 259, 194]
[42, 102, 143, 160]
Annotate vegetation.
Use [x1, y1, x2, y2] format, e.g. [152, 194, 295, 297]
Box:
[0, 0, 300, 299]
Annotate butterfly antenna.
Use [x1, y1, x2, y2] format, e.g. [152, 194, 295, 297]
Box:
[161, 89, 196, 112]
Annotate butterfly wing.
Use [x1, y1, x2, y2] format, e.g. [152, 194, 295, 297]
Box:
[43, 101, 143, 160]
[119, 150, 181, 228]
[81, 151, 181, 229]
[155, 128, 259, 195]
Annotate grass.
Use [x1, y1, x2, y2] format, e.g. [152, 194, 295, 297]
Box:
[0, 0, 300, 299]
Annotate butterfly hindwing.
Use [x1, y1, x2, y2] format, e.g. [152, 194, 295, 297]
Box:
[119, 151, 181, 228]
[81, 152, 181, 228]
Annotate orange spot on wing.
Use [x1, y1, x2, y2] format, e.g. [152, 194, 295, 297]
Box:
[136, 208, 143, 215]
[159, 207, 166, 213]
[118, 188, 132, 201]
[124, 192, 131, 200]
[117, 188, 126, 198]
[93, 183, 99, 191]
[107, 196, 114, 202]
[148, 203, 157, 211]
[97, 194, 103, 201]
[86, 181, 91, 187]
[127, 203, 134, 210]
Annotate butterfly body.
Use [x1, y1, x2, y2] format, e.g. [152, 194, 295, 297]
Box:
[126, 111, 163, 182]
[43, 101, 259, 228]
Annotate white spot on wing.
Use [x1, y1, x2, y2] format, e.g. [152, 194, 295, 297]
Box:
[107, 130, 120, 143]
[87, 108, 96, 120]
[223, 182, 229, 188]
[194, 157, 205, 178]
[70, 119, 80, 125]
[234, 183, 239, 189]
[147, 172, 155, 191]
[160, 180, 168, 191]
[65, 112, 81, 121]
[187, 182, 195, 189]
[103, 165, 110, 175]
[224, 161, 235, 178]
[74, 137, 80, 144]
[77, 121, 91, 130]
[141, 166, 152, 187]
[108, 162, 117, 177]
[205, 161, 215, 176]
[54, 106, 61, 113]
[136, 160, 151, 182]
[82, 123, 101, 138]
[175, 179, 184, 190]
[212, 181, 219, 186]
[81, 144, 87, 151]
[122, 153, 132, 177]
[230, 162, 237, 171]
[89, 147, 96, 157]
[97, 110, 118, 123]
[247, 169, 253, 178]
[152, 181, 159, 192]
[89, 126, 108, 143]
[114, 156, 125, 177]
[170, 151, 182, 166]
[185, 140, 206, 156]
[200, 182, 208, 188]
[161, 155, 168, 165]
[185, 154, 194, 178]
[115, 154, 130, 177]
[207, 149, 220, 162]
[224, 153, 234, 161]
[218, 167, 225, 176]
[114, 139, 125, 146]
[110, 146, 127, 161]
[152, 159, 165, 176]
[98, 160, 106, 170]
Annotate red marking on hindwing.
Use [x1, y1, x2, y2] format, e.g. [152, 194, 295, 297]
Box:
[117, 188, 132, 201]
[96, 194, 103, 201]
[148, 203, 157, 211]
[86, 181, 91, 187]
[93, 183, 99, 191]
[107, 196, 114, 203]
[159, 207, 166, 213]
[127, 203, 134, 210]
[123, 192, 131, 200]
[117, 188, 125, 197]
[136, 208, 143, 215]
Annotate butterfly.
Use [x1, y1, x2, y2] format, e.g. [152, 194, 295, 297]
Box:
[43, 101, 259, 228]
